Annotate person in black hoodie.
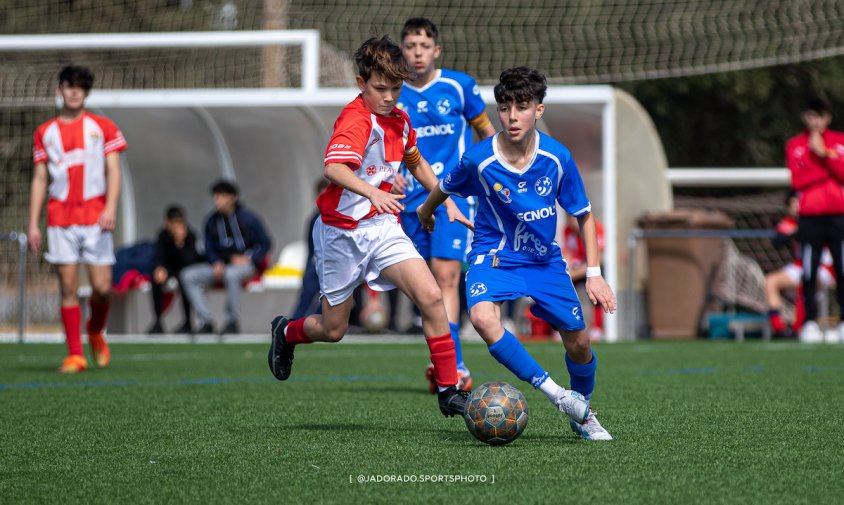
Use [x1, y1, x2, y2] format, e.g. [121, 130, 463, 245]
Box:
[180, 180, 272, 335]
[147, 205, 204, 335]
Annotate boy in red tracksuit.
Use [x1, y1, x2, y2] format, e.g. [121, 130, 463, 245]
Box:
[786, 97, 844, 343]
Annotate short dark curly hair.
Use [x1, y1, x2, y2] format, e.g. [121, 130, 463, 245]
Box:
[354, 35, 410, 83]
[494, 67, 547, 105]
[58, 65, 94, 91]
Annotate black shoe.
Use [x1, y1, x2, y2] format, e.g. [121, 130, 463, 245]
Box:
[147, 321, 164, 335]
[268, 315, 294, 381]
[196, 321, 214, 334]
[774, 328, 796, 340]
[174, 321, 193, 335]
[438, 385, 470, 417]
[220, 320, 240, 335]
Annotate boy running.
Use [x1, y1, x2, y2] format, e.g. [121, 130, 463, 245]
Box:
[268, 36, 472, 418]
[418, 67, 617, 440]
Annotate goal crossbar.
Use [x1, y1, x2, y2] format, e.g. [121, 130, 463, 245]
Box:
[0, 30, 322, 93]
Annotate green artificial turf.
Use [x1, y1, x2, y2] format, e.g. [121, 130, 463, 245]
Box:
[1, 340, 842, 504]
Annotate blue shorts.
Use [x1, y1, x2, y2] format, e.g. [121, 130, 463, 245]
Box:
[400, 204, 474, 262]
[465, 259, 586, 332]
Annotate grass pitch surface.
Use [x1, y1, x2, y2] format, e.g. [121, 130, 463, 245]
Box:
[1, 340, 842, 504]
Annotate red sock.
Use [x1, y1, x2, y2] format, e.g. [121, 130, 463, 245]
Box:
[87, 298, 111, 335]
[285, 318, 312, 344]
[61, 306, 83, 356]
[426, 333, 458, 387]
[769, 310, 786, 333]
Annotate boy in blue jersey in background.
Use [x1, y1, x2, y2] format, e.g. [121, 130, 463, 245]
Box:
[397, 17, 496, 393]
[417, 67, 617, 440]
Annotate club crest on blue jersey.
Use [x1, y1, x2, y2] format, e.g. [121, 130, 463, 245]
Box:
[469, 282, 488, 297]
[493, 182, 512, 203]
[437, 98, 452, 115]
[535, 176, 553, 197]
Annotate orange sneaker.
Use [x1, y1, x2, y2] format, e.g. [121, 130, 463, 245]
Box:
[88, 332, 111, 369]
[458, 372, 473, 392]
[425, 363, 473, 394]
[58, 354, 88, 374]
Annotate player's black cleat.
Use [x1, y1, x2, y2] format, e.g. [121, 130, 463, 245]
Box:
[268, 315, 294, 381]
[438, 385, 470, 417]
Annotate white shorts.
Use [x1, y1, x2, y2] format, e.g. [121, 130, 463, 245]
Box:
[783, 262, 835, 288]
[44, 225, 115, 265]
[314, 214, 422, 306]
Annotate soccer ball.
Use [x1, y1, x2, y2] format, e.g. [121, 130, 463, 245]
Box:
[464, 382, 528, 445]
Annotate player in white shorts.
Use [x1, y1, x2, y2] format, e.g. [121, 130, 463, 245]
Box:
[268, 36, 474, 419]
[782, 251, 835, 287]
[28, 65, 126, 373]
[44, 225, 115, 265]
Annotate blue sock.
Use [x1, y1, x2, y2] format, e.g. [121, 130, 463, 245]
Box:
[449, 322, 467, 373]
[488, 330, 549, 388]
[565, 351, 597, 400]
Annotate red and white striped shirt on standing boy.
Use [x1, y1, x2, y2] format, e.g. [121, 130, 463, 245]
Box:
[32, 111, 127, 227]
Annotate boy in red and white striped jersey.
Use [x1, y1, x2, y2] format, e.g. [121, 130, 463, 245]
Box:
[269, 36, 473, 418]
[28, 65, 126, 373]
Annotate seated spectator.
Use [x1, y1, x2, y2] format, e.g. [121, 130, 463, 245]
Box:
[148, 205, 204, 335]
[180, 180, 272, 335]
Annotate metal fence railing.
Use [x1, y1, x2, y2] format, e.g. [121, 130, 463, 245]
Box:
[1, 231, 27, 342]
[625, 228, 778, 340]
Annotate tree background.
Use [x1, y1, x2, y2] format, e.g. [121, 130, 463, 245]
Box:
[619, 56, 844, 167]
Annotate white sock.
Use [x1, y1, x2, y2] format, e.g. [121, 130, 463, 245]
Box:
[538, 377, 565, 403]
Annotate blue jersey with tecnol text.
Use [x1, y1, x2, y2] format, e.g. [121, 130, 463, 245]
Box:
[397, 68, 487, 212]
[440, 131, 591, 267]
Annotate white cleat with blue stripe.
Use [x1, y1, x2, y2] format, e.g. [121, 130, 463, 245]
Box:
[570, 406, 613, 441]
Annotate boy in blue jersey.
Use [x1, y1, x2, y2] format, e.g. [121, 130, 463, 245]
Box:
[397, 17, 496, 393]
[417, 67, 617, 440]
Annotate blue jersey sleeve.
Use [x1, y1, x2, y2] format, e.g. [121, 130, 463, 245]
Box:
[441, 153, 482, 198]
[462, 74, 486, 121]
[556, 156, 592, 216]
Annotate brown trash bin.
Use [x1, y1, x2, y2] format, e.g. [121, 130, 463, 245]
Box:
[638, 209, 734, 339]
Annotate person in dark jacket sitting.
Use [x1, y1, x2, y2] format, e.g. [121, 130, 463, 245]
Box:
[148, 205, 204, 335]
[181, 180, 272, 335]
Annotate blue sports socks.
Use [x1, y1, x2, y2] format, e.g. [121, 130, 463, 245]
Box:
[488, 330, 549, 388]
[565, 351, 597, 400]
[449, 322, 468, 374]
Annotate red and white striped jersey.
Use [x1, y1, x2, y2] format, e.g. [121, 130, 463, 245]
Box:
[32, 112, 127, 227]
[317, 95, 418, 229]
